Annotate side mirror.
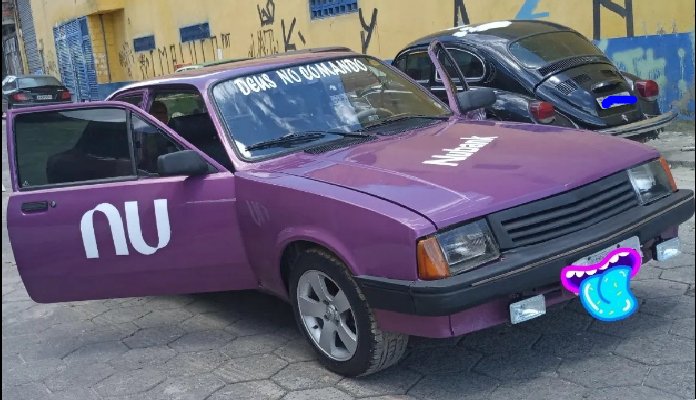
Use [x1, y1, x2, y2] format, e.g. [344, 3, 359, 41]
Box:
[457, 88, 497, 114]
[157, 150, 209, 177]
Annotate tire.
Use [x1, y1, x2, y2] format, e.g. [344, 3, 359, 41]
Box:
[289, 248, 409, 376]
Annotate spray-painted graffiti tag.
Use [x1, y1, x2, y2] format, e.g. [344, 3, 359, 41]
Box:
[248, 0, 305, 58]
[359, 8, 378, 54]
[593, 0, 634, 39]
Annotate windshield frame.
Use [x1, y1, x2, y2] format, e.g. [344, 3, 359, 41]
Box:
[208, 54, 454, 164]
[507, 30, 604, 69]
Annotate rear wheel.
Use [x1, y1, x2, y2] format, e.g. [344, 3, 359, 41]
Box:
[289, 248, 409, 376]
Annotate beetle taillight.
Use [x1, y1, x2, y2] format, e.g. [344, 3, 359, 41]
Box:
[13, 93, 28, 101]
[529, 101, 555, 124]
[635, 80, 659, 101]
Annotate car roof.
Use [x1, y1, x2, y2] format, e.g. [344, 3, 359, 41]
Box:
[8, 74, 61, 78]
[113, 47, 358, 94]
[404, 20, 573, 49]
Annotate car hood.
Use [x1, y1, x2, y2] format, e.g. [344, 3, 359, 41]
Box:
[265, 119, 658, 229]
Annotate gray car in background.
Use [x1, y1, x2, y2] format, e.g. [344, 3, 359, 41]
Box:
[2, 75, 73, 115]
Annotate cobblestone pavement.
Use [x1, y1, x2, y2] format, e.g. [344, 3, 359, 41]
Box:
[2, 120, 695, 400]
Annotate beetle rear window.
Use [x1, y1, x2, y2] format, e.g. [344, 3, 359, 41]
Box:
[509, 31, 605, 69]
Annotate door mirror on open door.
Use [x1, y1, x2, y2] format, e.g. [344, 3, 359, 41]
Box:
[457, 88, 497, 114]
[157, 150, 209, 177]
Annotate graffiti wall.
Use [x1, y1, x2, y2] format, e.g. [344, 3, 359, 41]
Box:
[27, 0, 695, 112]
[597, 32, 695, 117]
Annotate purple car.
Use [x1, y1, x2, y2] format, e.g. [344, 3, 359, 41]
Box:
[5, 41, 695, 376]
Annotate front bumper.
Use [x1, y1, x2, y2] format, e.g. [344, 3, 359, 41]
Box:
[598, 109, 678, 138]
[356, 189, 695, 317]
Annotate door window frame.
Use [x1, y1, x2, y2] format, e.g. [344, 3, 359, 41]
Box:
[11, 106, 138, 192]
[112, 89, 149, 109]
[394, 50, 434, 87]
[434, 47, 487, 84]
[8, 102, 225, 193]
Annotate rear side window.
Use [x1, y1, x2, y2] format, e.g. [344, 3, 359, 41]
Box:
[509, 31, 605, 69]
[116, 94, 144, 108]
[14, 108, 135, 188]
[151, 91, 207, 122]
[18, 76, 62, 88]
[403, 52, 432, 82]
[449, 49, 485, 80]
[436, 51, 467, 92]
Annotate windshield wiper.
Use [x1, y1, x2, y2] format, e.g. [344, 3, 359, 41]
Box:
[357, 114, 450, 132]
[246, 132, 326, 151]
[298, 130, 372, 138]
[245, 130, 370, 151]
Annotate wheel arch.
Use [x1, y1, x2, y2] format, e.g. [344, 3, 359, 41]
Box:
[276, 233, 357, 294]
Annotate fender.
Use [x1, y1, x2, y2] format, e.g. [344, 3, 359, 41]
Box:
[479, 87, 578, 129]
[617, 70, 662, 116]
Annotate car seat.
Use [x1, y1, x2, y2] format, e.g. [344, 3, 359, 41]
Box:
[167, 114, 233, 170]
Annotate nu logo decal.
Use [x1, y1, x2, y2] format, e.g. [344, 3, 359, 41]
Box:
[80, 199, 171, 259]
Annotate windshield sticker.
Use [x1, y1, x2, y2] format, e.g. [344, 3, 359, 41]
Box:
[81, 200, 171, 259]
[330, 93, 360, 125]
[233, 58, 370, 96]
[423, 136, 497, 166]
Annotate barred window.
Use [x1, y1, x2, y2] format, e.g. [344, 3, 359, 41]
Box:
[309, 0, 358, 19]
[179, 23, 210, 43]
[134, 35, 156, 52]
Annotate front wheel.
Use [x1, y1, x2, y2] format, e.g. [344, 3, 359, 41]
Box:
[289, 249, 409, 376]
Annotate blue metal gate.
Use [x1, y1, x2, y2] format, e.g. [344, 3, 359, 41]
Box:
[53, 17, 98, 102]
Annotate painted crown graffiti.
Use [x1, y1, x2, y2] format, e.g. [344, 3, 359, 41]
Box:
[80, 199, 171, 259]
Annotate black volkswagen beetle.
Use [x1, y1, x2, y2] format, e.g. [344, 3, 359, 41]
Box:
[392, 20, 677, 142]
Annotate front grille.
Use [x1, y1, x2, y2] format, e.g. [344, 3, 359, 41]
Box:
[488, 171, 638, 250]
[538, 55, 612, 77]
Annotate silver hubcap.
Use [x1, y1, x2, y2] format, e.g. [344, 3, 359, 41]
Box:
[296, 270, 358, 361]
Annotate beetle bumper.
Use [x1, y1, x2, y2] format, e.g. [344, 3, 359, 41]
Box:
[356, 189, 695, 317]
[598, 109, 678, 138]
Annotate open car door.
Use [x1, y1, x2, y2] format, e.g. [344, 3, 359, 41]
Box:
[5, 101, 256, 303]
[427, 39, 487, 121]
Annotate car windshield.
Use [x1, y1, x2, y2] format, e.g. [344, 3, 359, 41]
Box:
[18, 76, 62, 88]
[509, 31, 605, 69]
[212, 56, 451, 159]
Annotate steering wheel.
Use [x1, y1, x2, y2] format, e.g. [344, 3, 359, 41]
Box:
[355, 108, 395, 124]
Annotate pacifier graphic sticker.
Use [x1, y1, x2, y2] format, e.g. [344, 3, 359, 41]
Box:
[560, 248, 641, 322]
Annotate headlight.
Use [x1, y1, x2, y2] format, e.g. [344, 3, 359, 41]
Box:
[416, 219, 500, 280]
[628, 158, 677, 205]
[438, 220, 500, 275]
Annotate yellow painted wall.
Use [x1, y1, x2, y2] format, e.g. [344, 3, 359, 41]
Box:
[28, 0, 696, 84]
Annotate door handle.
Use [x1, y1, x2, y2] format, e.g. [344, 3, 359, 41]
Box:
[21, 201, 49, 212]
